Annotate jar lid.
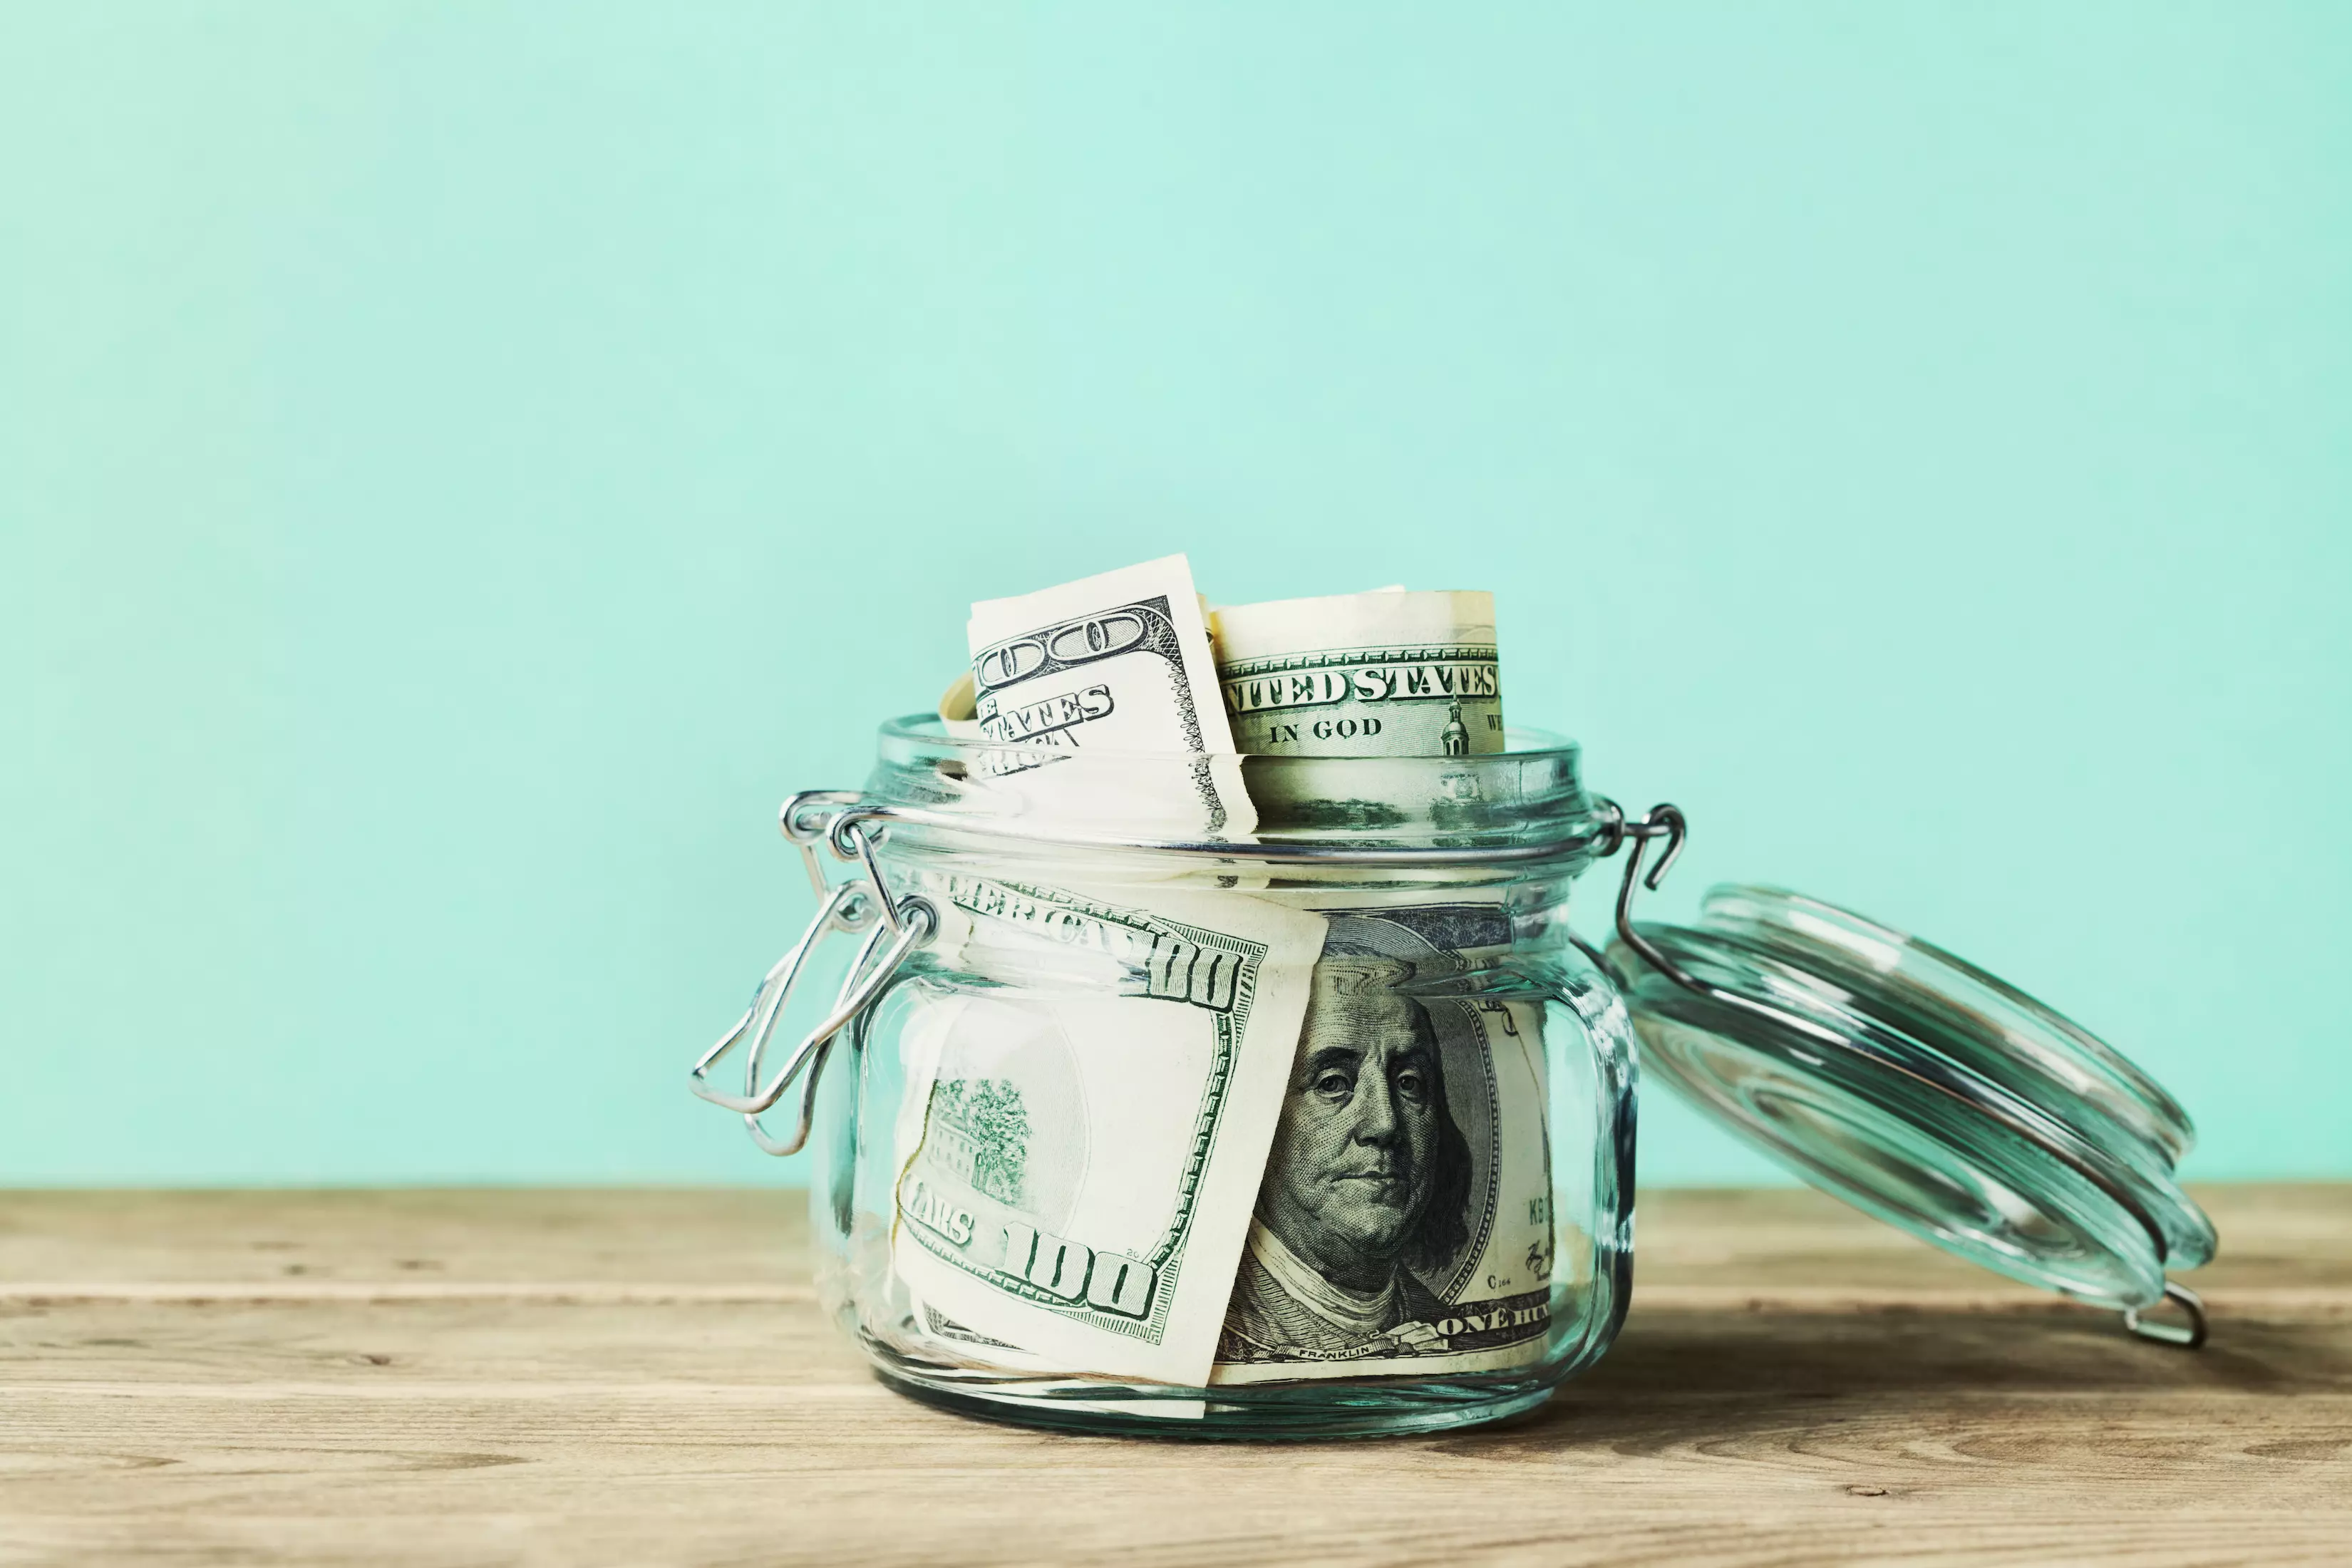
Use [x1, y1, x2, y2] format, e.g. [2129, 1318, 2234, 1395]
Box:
[1604, 848, 2214, 1339]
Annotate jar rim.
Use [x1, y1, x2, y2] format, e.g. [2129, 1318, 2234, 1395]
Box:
[860, 714, 1605, 864]
[877, 712, 1583, 763]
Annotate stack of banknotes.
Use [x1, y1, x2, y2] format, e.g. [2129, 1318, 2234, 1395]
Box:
[892, 556, 1552, 1391]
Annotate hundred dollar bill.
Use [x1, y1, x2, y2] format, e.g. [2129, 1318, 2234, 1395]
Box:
[893, 1009, 1204, 1419]
[1212, 589, 1502, 758]
[967, 555, 1252, 839]
[1212, 897, 1553, 1384]
[889, 1001, 1076, 1376]
[892, 875, 1324, 1385]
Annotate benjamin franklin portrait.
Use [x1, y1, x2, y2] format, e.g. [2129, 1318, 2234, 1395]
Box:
[1218, 933, 1477, 1363]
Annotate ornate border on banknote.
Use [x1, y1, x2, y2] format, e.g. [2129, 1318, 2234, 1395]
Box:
[899, 876, 1279, 1348]
[971, 594, 1229, 835]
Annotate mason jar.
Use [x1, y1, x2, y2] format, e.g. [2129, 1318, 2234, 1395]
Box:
[690, 717, 2213, 1440]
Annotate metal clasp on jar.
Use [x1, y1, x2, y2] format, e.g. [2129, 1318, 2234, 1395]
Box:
[686, 791, 937, 1156]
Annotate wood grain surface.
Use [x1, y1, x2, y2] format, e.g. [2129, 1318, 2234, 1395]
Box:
[1, 1185, 2345, 1567]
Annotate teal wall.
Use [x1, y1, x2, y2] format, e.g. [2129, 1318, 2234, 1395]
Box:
[6, 4, 2347, 1186]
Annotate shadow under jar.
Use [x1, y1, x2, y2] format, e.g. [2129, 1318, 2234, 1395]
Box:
[689, 719, 2213, 1440]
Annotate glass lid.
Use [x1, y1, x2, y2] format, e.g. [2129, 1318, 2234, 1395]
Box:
[1597, 816, 2214, 1337]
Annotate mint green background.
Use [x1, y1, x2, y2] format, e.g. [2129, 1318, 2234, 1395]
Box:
[5, 4, 2347, 1186]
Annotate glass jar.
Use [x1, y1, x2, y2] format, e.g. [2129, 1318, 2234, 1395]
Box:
[691, 718, 2213, 1440]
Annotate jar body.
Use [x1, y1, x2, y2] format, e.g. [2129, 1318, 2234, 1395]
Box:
[803, 758, 1637, 1438]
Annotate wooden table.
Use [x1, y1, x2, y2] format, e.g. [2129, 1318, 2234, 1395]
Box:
[1, 1186, 2345, 1567]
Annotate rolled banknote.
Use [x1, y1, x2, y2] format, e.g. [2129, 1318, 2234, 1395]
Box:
[964, 554, 1253, 840]
[1211, 597, 1548, 1379]
[1210, 895, 1552, 1383]
[891, 875, 1324, 1385]
[1212, 589, 1502, 758]
[891, 565, 1548, 1393]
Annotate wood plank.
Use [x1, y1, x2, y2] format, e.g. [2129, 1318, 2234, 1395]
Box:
[0, 1185, 2344, 1567]
[1, 1294, 2343, 1392]
[6, 1185, 2338, 1294]
[1, 1384, 2346, 1567]
[1631, 1185, 2352, 1294]
[0, 1190, 805, 1287]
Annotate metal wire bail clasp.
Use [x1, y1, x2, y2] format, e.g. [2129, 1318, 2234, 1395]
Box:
[688, 790, 937, 1156]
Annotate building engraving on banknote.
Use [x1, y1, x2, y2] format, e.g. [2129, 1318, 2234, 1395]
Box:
[895, 875, 1314, 1359]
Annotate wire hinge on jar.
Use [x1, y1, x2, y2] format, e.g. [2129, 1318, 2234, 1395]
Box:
[686, 790, 939, 1157]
